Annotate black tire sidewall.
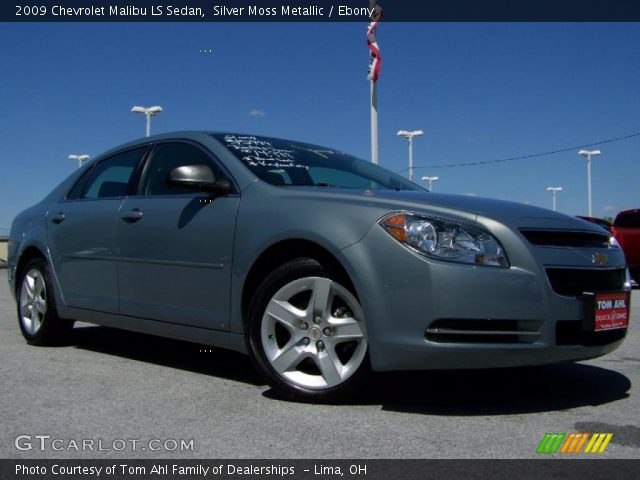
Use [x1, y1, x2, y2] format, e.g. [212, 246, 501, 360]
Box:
[246, 258, 370, 403]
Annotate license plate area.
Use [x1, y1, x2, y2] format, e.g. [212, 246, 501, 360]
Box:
[583, 292, 630, 332]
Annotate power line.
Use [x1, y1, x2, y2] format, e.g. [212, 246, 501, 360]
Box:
[397, 131, 640, 173]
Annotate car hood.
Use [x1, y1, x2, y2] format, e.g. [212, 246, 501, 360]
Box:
[284, 187, 603, 232]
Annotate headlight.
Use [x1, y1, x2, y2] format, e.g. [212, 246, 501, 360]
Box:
[380, 212, 509, 267]
[609, 236, 621, 248]
[624, 268, 632, 290]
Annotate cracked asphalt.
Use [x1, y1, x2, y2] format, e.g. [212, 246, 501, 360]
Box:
[1, 278, 638, 459]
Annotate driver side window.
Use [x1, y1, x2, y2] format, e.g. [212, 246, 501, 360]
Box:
[140, 143, 225, 196]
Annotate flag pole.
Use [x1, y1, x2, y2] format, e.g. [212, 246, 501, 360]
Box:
[367, 1, 382, 164]
[371, 79, 378, 164]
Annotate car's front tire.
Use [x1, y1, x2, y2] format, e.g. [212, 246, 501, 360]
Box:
[16, 257, 74, 345]
[247, 258, 370, 403]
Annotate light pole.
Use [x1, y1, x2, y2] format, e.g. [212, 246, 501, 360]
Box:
[397, 130, 424, 181]
[578, 149, 601, 217]
[422, 176, 439, 191]
[131, 105, 163, 137]
[68, 154, 90, 169]
[546, 186, 562, 211]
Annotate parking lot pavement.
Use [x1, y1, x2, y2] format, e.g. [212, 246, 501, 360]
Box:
[0, 278, 638, 459]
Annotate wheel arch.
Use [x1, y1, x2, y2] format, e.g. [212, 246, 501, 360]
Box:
[14, 246, 48, 296]
[240, 239, 357, 331]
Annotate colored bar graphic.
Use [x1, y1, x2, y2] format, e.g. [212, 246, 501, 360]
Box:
[560, 433, 574, 453]
[562, 433, 589, 453]
[538, 433, 613, 454]
[537, 433, 566, 454]
[584, 433, 599, 453]
[597, 433, 613, 453]
[574, 433, 589, 453]
[584, 433, 613, 453]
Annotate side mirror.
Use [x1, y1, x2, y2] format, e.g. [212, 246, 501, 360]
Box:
[167, 165, 233, 194]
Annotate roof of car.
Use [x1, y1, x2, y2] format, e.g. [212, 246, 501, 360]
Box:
[616, 208, 640, 216]
[118, 131, 328, 148]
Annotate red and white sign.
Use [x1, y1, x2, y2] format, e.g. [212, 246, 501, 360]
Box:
[594, 292, 629, 331]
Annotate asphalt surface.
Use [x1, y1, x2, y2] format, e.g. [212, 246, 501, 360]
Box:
[1, 277, 639, 459]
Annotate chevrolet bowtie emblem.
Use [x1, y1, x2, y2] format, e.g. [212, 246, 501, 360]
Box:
[593, 252, 608, 266]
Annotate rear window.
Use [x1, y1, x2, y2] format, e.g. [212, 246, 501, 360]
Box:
[66, 166, 94, 200]
[82, 148, 146, 199]
[614, 211, 640, 228]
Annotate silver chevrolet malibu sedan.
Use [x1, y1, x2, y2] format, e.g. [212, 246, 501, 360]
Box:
[8, 132, 632, 402]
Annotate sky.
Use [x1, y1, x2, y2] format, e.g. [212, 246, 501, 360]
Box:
[1, 22, 639, 232]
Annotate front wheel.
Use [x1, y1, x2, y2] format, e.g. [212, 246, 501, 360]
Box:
[247, 258, 370, 402]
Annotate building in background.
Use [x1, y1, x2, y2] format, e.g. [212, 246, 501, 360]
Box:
[0, 236, 8, 265]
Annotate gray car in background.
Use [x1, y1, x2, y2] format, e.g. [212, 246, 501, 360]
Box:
[7, 132, 632, 402]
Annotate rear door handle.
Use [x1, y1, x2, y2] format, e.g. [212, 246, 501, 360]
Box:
[51, 212, 65, 224]
[121, 209, 143, 222]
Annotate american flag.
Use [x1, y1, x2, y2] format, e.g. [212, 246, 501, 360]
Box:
[367, 1, 383, 82]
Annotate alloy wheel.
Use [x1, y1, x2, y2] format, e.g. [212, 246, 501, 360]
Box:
[260, 276, 367, 389]
[19, 269, 47, 335]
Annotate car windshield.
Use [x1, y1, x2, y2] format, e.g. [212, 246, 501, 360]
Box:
[212, 133, 422, 191]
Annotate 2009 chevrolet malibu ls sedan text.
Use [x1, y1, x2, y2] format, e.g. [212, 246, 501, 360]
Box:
[8, 132, 632, 402]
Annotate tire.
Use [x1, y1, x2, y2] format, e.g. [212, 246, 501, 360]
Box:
[247, 258, 370, 403]
[16, 257, 74, 345]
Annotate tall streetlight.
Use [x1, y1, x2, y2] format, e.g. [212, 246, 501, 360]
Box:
[578, 149, 601, 217]
[131, 105, 163, 137]
[422, 176, 439, 191]
[397, 130, 424, 181]
[68, 154, 90, 169]
[546, 186, 563, 211]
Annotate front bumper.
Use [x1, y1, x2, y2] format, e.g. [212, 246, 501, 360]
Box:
[337, 224, 630, 372]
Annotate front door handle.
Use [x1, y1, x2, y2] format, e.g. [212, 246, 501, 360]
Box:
[121, 209, 143, 222]
[51, 212, 65, 224]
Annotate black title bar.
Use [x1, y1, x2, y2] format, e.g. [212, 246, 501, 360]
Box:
[2, 459, 640, 480]
[3, 0, 640, 22]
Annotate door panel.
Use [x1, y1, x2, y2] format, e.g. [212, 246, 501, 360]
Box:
[117, 196, 239, 330]
[47, 200, 123, 313]
[46, 147, 147, 313]
[116, 141, 239, 330]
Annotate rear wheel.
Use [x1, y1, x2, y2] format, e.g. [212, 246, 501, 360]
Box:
[247, 258, 370, 402]
[17, 258, 73, 345]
